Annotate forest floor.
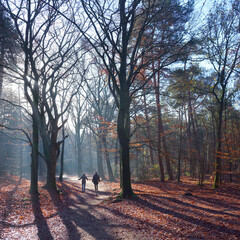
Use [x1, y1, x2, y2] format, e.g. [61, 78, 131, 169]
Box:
[0, 176, 240, 240]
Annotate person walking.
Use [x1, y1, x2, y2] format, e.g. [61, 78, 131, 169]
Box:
[92, 172, 100, 192]
[78, 173, 88, 192]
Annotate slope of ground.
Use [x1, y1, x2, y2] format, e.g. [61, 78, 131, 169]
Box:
[0, 176, 239, 239]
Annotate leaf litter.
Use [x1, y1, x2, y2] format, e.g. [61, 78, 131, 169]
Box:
[0, 176, 239, 239]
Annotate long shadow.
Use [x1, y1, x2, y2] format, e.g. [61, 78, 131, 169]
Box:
[139, 181, 240, 199]
[146, 194, 240, 227]
[47, 181, 115, 239]
[31, 194, 54, 240]
[0, 177, 21, 239]
[87, 188, 112, 197]
[0, 178, 54, 240]
[212, 185, 240, 198]
[97, 200, 180, 237]
[137, 181, 240, 212]
[134, 196, 240, 238]
[193, 195, 240, 211]
[64, 181, 219, 239]
[147, 194, 240, 218]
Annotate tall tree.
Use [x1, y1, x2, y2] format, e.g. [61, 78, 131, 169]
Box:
[84, 63, 117, 181]
[67, 0, 193, 197]
[202, 1, 240, 188]
[0, 1, 17, 97]
[2, 0, 82, 192]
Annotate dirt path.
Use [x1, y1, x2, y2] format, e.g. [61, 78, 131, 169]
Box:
[1, 177, 150, 240]
[59, 178, 149, 240]
[62, 178, 116, 240]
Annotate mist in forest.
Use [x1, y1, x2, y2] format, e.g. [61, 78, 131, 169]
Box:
[0, 0, 239, 193]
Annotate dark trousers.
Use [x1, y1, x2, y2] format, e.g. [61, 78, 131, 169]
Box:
[82, 183, 86, 192]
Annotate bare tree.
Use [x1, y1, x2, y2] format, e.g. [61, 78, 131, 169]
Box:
[84, 61, 117, 181]
[2, 0, 83, 192]
[63, 0, 193, 197]
[202, 1, 240, 188]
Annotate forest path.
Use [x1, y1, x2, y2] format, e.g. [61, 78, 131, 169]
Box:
[1, 176, 240, 240]
[56, 177, 144, 240]
[1, 176, 151, 240]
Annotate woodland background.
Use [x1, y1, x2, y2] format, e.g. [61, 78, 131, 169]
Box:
[0, 0, 239, 195]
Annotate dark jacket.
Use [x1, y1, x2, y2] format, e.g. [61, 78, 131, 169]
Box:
[92, 173, 100, 185]
[79, 174, 88, 184]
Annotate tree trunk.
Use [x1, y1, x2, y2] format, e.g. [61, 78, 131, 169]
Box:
[45, 155, 57, 191]
[102, 134, 115, 181]
[77, 147, 83, 177]
[58, 125, 65, 181]
[153, 71, 165, 182]
[29, 86, 39, 194]
[156, 119, 165, 182]
[188, 90, 203, 182]
[158, 71, 173, 180]
[187, 118, 195, 178]
[19, 142, 23, 180]
[117, 89, 133, 198]
[42, 127, 58, 191]
[214, 101, 224, 188]
[96, 139, 105, 180]
[29, 117, 39, 194]
[114, 140, 119, 178]
[0, 45, 5, 97]
[177, 109, 183, 182]
[143, 89, 154, 165]
[89, 132, 93, 173]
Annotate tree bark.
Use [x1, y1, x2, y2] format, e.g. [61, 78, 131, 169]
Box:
[58, 124, 65, 181]
[143, 89, 154, 165]
[77, 145, 83, 177]
[41, 123, 59, 191]
[29, 116, 39, 194]
[29, 83, 39, 194]
[102, 134, 115, 181]
[153, 71, 165, 182]
[89, 132, 93, 173]
[177, 109, 183, 182]
[96, 139, 105, 180]
[45, 153, 57, 191]
[0, 46, 5, 97]
[117, 88, 133, 197]
[114, 140, 119, 177]
[214, 99, 224, 188]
